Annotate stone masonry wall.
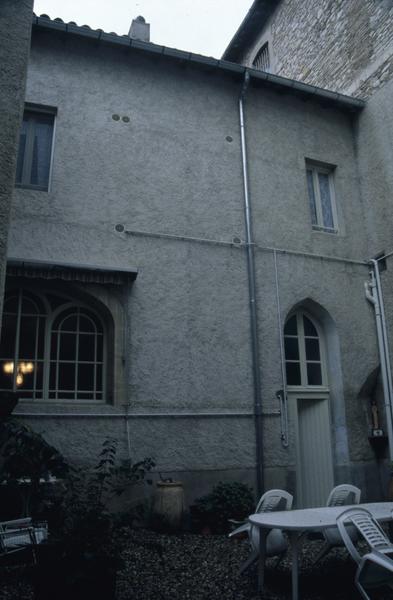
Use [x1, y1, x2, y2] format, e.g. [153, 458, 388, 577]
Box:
[0, 1, 33, 327]
[244, 0, 393, 99]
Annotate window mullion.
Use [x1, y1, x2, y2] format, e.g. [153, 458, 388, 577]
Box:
[328, 175, 338, 230]
[297, 314, 307, 386]
[75, 310, 80, 400]
[313, 170, 323, 227]
[33, 315, 40, 400]
[93, 333, 97, 400]
[13, 290, 23, 391]
[22, 118, 35, 185]
[55, 322, 61, 400]
[43, 315, 51, 401]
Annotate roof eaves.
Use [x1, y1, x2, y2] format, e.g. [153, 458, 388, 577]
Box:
[248, 67, 365, 110]
[32, 15, 365, 113]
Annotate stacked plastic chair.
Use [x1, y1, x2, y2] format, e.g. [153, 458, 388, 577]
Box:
[313, 483, 361, 564]
[337, 507, 393, 599]
[229, 489, 293, 574]
[0, 517, 42, 564]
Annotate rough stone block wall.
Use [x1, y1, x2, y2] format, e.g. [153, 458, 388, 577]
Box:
[246, 0, 393, 99]
[0, 0, 33, 326]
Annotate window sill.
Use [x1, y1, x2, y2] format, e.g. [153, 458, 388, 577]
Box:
[18, 398, 107, 406]
[286, 385, 330, 395]
[15, 183, 49, 192]
[13, 400, 123, 417]
[312, 225, 338, 235]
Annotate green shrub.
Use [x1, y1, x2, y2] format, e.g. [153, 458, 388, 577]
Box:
[0, 418, 69, 517]
[56, 438, 155, 554]
[190, 481, 254, 534]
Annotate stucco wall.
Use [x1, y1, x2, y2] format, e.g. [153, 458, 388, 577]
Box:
[356, 78, 393, 469]
[8, 28, 384, 502]
[241, 0, 393, 99]
[0, 0, 33, 327]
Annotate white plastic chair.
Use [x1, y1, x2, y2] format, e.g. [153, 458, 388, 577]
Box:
[0, 518, 39, 564]
[313, 484, 361, 564]
[337, 507, 393, 600]
[229, 489, 293, 574]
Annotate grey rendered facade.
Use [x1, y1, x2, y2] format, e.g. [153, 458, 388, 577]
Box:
[0, 0, 33, 325]
[5, 11, 393, 507]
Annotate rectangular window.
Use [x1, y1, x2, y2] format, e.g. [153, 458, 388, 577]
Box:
[306, 161, 338, 233]
[15, 106, 56, 191]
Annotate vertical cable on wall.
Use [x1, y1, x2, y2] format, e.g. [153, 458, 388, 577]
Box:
[273, 250, 289, 447]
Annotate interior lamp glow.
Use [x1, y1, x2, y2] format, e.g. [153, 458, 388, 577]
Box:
[2, 361, 34, 386]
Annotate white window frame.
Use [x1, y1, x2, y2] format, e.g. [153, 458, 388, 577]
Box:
[285, 311, 329, 392]
[45, 303, 107, 403]
[306, 161, 338, 234]
[0, 288, 108, 404]
[15, 104, 57, 192]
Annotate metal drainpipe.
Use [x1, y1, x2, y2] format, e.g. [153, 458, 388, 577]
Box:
[370, 260, 393, 407]
[239, 71, 264, 495]
[365, 264, 393, 461]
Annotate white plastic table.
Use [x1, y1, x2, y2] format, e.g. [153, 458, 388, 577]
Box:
[249, 502, 393, 600]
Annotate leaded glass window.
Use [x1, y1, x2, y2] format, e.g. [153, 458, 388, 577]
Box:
[284, 313, 324, 387]
[49, 307, 104, 401]
[15, 108, 55, 191]
[0, 288, 106, 402]
[0, 290, 46, 399]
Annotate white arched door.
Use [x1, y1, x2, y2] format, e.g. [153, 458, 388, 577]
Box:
[284, 312, 334, 507]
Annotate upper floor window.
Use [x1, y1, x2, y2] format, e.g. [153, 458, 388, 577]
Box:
[306, 161, 338, 233]
[284, 312, 325, 387]
[0, 288, 106, 402]
[15, 106, 56, 191]
[252, 42, 270, 72]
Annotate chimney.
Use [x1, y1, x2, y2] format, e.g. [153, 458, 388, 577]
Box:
[128, 16, 150, 42]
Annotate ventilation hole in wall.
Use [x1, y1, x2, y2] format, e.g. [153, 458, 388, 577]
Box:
[122, 116, 130, 123]
[112, 114, 120, 121]
[226, 136, 233, 142]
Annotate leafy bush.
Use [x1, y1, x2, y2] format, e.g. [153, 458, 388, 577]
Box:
[56, 438, 155, 556]
[190, 481, 254, 534]
[0, 418, 69, 517]
[34, 439, 155, 599]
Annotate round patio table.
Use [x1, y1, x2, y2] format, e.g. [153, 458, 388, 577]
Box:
[249, 502, 393, 600]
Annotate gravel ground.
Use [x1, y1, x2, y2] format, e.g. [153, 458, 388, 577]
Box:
[0, 529, 392, 599]
[116, 528, 392, 600]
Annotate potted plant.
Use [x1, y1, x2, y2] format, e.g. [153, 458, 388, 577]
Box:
[190, 481, 254, 535]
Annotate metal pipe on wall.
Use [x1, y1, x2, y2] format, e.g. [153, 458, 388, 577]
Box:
[239, 71, 264, 496]
[370, 259, 393, 410]
[365, 267, 393, 461]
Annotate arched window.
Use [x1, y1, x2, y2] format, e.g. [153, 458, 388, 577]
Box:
[49, 307, 104, 401]
[284, 312, 325, 387]
[252, 42, 270, 72]
[0, 288, 106, 402]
